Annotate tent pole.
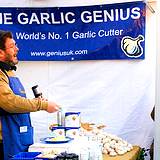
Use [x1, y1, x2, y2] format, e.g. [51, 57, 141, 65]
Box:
[154, 1, 160, 159]
[143, 0, 155, 13]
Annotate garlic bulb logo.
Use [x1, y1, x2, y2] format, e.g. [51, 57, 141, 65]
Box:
[121, 35, 144, 58]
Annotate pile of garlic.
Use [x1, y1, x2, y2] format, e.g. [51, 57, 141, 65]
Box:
[80, 127, 133, 157]
[100, 133, 133, 156]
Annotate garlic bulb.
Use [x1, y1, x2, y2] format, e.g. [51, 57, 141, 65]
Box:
[109, 151, 117, 156]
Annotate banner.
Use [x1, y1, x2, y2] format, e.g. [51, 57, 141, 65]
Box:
[0, 1, 146, 61]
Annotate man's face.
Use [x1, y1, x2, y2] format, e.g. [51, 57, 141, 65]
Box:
[3, 37, 19, 66]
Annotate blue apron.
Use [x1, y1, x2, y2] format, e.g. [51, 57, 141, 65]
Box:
[1, 76, 33, 160]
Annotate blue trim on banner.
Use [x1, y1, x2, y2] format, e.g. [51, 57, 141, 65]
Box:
[0, 1, 146, 61]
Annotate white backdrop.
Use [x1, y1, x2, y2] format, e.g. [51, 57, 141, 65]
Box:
[0, 0, 156, 154]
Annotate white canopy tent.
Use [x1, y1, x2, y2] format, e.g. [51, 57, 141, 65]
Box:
[0, 0, 158, 159]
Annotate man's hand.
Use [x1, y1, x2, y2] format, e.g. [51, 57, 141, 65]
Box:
[46, 101, 60, 113]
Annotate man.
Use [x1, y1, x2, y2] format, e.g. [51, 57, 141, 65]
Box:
[0, 30, 60, 160]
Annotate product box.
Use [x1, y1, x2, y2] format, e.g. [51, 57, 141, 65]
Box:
[65, 112, 81, 128]
[65, 127, 80, 138]
[50, 126, 65, 138]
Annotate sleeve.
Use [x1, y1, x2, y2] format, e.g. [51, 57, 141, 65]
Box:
[0, 71, 48, 113]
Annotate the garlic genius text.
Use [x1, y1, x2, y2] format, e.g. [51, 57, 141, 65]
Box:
[0, 7, 141, 25]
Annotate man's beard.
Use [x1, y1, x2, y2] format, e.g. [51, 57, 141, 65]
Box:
[5, 59, 18, 66]
[5, 53, 18, 66]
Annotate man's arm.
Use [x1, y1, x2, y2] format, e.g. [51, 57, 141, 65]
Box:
[0, 71, 59, 113]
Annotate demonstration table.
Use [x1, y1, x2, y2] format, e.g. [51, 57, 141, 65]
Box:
[103, 146, 141, 160]
[29, 141, 141, 160]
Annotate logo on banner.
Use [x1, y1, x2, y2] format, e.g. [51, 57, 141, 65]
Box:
[121, 35, 144, 58]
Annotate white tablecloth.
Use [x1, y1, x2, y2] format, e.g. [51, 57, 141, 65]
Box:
[29, 136, 103, 160]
